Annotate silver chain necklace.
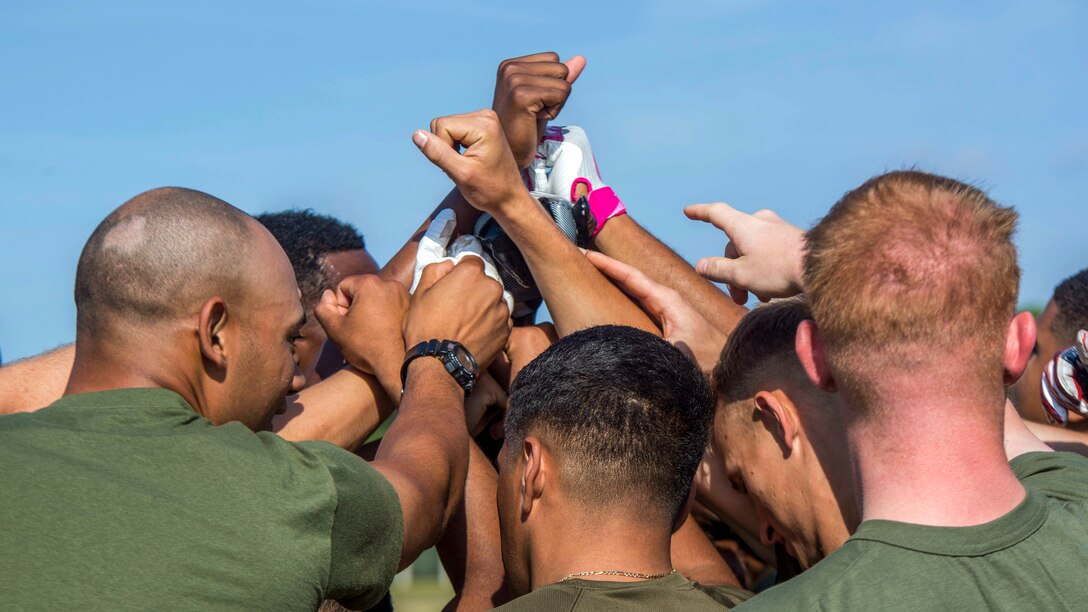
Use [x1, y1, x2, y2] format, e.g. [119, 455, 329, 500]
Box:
[558, 569, 676, 583]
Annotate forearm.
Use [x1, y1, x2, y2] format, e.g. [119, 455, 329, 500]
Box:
[437, 440, 509, 611]
[671, 513, 742, 588]
[380, 188, 482, 288]
[495, 192, 656, 336]
[0, 343, 75, 414]
[274, 366, 394, 450]
[374, 359, 470, 570]
[595, 216, 746, 334]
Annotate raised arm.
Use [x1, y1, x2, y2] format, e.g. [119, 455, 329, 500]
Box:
[436, 440, 509, 611]
[595, 215, 746, 334]
[413, 110, 655, 336]
[353, 260, 511, 570]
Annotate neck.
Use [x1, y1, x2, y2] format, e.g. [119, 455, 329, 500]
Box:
[65, 332, 203, 416]
[529, 509, 673, 590]
[842, 384, 1025, 527]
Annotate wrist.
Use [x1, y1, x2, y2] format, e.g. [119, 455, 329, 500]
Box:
[402, 358, 462, 398]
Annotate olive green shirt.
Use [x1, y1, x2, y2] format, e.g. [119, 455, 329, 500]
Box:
[492, 571, 752, 610]
[0, 388, 404, 610]
[737, 451, 1088, 610]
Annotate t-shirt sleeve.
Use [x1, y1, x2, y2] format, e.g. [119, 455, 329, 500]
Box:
[1010, 451, 1088, 503]
[694, 582, 755, 608]
[304, 442, 405, 609]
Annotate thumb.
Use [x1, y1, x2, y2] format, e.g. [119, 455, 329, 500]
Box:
[413, 130, 463, 179]
[586, 250, 666, 319]
[314, 289, 345, 338]
[563, 55, 587, 84]
[695, 256, 744, 285]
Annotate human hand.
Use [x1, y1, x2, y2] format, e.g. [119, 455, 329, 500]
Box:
[464, 371, 508, 437]
[492, 52, 586, 169]
[684, 203, 805, 305]
[586, 250, 727, 374]
[404, 258, 512, 369]
[411, 208, 514, 312]
[413, 110, 532, 216]
[314, 275, 409, 397]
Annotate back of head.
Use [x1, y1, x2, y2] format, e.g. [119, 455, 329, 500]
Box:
[804, 171, 1019, 401]
[1051, 268, 1088, 344]
[505, 325, 713, 524]
[75, 187, 253, 337]
[254, 209, 365, 311]
[713, 297, 813, 425]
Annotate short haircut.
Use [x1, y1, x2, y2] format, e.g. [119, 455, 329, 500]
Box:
[804, 171, 1019, 393]
[713, 298, 812, 423]
[505, 325, 713, 522]
[1051, 268, 1088, 344]
[75, 187, 252, 334]
[255, 209, 365, 311]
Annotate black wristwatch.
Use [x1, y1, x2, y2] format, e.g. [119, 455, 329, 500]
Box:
[400, 339, 480, 396]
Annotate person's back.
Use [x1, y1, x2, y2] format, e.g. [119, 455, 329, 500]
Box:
[0, 388, 399, 610]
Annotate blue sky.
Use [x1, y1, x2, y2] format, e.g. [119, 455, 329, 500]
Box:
[1, 0, 1085, 362]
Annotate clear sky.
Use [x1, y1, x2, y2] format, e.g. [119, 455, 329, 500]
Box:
[1, 0, 1085, 362]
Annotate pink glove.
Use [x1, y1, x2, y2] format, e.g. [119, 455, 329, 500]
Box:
[1041, 329, 1088, 425]
[529, 125, 626, 237]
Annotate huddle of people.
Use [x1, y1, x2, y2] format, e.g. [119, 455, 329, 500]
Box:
[2, 51, 1087, 611]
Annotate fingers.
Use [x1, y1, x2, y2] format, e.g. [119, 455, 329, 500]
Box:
[684, 202, 749, 235]
[563, 55, 587, 84]
[415, 260, 455, 293]
[585, 250, 665, 315]
[413, 129, 460, 176]
[313, 289, 343, 336]
[696, 256, 745, 288]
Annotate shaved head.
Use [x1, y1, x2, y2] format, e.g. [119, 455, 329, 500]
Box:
[74, 187, 254, 335]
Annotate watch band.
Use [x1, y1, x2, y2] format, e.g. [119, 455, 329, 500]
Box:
[400, 339, 479, 396]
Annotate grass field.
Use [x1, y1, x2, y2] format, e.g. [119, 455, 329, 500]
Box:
[389, 580, 455, 612]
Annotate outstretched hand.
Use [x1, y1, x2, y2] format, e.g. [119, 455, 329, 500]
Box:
[492, 51, 586, 169]
[413, 110, 530, 216]
[684, 203, 806, 305]
[586, 250, 729, 374]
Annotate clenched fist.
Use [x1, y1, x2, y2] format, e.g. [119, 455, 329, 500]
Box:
[491, 51, 586, 169]
[413, 109, 530, 216]
[404, 257, 512, 369]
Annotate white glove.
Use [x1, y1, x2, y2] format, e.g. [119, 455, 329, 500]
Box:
[410, 209, 514, 314]
[529, 125, 626, 237]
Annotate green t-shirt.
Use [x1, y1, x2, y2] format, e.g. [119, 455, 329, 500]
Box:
[0, 388, 404, 611]
[737, 451, 1088, 610]
[492, 571, 752, 611]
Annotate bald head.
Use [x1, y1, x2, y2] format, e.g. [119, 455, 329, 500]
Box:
[74, 187, 257, 336]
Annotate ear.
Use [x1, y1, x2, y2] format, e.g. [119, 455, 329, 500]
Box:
[672, 484, 696, 534]
[754, 390, 799, 456]
[1003, 311, 1037, 385]
[796, 320, 836, 392]
[198, 297, 229, 369]
[520, 436, 546, 517]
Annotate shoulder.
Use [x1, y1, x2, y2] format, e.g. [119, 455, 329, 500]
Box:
[692, 582, 754, 608]
[736, 539, 883, 610]
[1012, 451, 1088, 502]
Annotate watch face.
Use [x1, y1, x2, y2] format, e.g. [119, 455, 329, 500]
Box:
[453, 345, 473, 369]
